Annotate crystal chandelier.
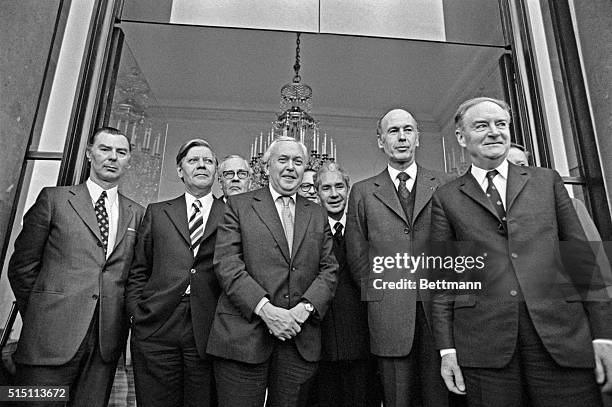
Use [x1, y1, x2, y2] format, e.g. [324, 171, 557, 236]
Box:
[250, 33, 336, 188]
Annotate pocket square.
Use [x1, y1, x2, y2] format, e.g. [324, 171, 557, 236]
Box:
[127, 227, 137, 232]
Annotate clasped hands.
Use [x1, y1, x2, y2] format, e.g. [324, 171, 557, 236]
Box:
[259, 302, 311, 341]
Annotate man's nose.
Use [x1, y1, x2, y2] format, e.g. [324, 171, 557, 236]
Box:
[108, 149, 118, 160]
[329, 187, 339, 197]
[286, 160, 295, 170]
[398, 130, 407, 140]
[489, 123, 501, 135]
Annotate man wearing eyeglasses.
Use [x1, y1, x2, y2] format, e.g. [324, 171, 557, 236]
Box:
[298, 168, 319, 203]
[218, 154, 253, 201]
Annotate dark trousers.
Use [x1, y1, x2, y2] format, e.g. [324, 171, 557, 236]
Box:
[462, 303, 603, 407]
[131, 297, 215, 407]
[309, 357, 382, 407]
[15, 309, 118, 407]
[378, 303, 456, 407]
[214, 340, 318, 407]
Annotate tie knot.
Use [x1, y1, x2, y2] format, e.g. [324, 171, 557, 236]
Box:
[486, 170, 499, 180]
[279, 196, 292, 207]
[397, 172, 410, 183]
[334, 222, 343, 236]
[97, 190, 107, 203]
[192, 200, 202, 211]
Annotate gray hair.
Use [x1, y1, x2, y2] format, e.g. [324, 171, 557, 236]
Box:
[454, 97, 511, 130]
[218, 154, 253, 175]
[314, 162, 350, 190]
[262, 136, 308, 165]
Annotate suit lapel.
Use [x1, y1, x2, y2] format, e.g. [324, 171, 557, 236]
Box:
[372, 169, 409, 225]
[113, 193, 135, 249]
[68, 184, 103, 243]
[252, 188, 291, 263]
[506, 163, 529, 212]
[200, 198, 224, 243]
[412, 166, 439, 223]
[291, 195, 312, 257]
[163, 195, 190, 246]
[458, 171, 501, 221]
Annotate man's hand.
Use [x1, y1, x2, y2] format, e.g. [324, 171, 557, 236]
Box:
[594, 341, 612, 393]
[259, 302, 301, 341]
[289, 302, 311, 325]
[441, 353, 466, 395]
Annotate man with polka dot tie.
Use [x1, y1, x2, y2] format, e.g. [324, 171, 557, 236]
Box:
[8, 127, 144, 407]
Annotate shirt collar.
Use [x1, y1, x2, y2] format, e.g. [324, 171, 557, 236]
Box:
[86, 178, 118, 205]
[185, 190, 213, 210]
[268, 184, 297, 203]
[328, 212, 346, 231]
[470, 160, 509, 186]
[387, 162, 417, 183]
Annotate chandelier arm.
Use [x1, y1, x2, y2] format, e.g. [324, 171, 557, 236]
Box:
[293, 33, 301, 82]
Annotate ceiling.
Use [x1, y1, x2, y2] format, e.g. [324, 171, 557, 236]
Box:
[119, 22, 506, 125]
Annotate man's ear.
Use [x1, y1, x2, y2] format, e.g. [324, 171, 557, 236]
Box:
[455, 129, 466, 148]
[377, 134, 384, 149]
[176, 166, 183, 180]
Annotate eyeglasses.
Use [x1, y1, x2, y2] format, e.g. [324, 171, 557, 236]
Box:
[299, 183, 316, 193]
[222, 170, 249, 180]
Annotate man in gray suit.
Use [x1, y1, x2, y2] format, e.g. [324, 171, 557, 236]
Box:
[346, 108, 454, 406]
[8, 127, 144, 406]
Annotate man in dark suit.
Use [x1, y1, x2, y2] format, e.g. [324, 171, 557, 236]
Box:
[309, 162, 381, 407]
[345, 108, 454, 406]
[126, 138, 224, 407]
[207, 136, 338, 407]
[430, 97, 612, 406]
[8, 127, 144, 406]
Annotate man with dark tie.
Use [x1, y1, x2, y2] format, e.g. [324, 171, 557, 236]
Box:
[8, 127, 144, 406]
[345, 108, 454, 406]
[309, 162, 381, 407]
[126, 139, 225, 407]
[217, 154, 252, 201]
[207, 136, 338, 407]
[430, 97, 612, 406]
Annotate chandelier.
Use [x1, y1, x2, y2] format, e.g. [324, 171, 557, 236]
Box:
[250, 33, 336, 188]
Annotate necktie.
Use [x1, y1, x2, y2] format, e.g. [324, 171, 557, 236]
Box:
[333, 222, 343, 240]
[485, 170, 507, 231]
[95, 191, 109, 254]
[332, 222, 346, 266]
[397, 172, 411, 219]
[279, 197, 294, 255]
[189, 200, 204, 253]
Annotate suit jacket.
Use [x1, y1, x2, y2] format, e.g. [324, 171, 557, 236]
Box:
[430, 163, 612, 368]
[320, 228, 369, 361]
[125, 195, 224, 359]
[206, 187, 338, 363]
[345, 165, 452, 357]
[8, 184, 144, 365]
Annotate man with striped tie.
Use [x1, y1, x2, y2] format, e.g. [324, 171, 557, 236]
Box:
[126, 139, 225, 407]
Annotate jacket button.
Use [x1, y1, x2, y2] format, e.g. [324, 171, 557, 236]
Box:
[511, 253, 518, 259]
[190, 269, 196, 274]
[291, 267, 296, 271]
[92, 294, 99, 300]
[404, 227, 410, 234]
[510, 290, 518, 297]
[283, 294, 289, 299]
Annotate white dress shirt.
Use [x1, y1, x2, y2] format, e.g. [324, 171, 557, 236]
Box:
[328, 212, 346, 235]
[86, 179, 118, 259]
